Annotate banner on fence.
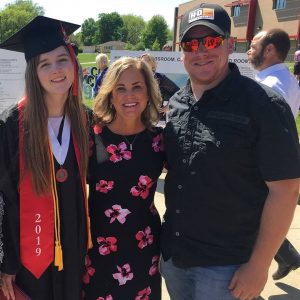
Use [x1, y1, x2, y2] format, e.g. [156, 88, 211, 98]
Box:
[82, 50, 255, 101]
[0, 49, 26, 114]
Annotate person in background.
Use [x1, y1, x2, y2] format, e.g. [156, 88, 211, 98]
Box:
[247, 28, 300, 280]
[162, 44, 172, 51]
[160, 3, 300, 300]
[83, 57, 164, 299]
[247, 29, 300, 119]
[92, 53, 109, 98]
[141, 53, 179, 123]
[0, 16, 92, 300]
[294, 45, 300, 85]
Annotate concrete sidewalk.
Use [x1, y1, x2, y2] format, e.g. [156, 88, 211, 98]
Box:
[154, 172, 300, 300]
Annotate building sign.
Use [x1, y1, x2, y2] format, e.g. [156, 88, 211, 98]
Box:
[77, 51, 256, 102]
[110, 50, 189, 96]
[228, 52, 255, 80]
[110, 50, 255, 83]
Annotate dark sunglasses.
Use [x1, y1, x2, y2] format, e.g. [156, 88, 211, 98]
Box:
[181, 35, 228, 52]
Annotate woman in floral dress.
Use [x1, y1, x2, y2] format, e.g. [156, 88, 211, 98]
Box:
[83, 57, 165, 300]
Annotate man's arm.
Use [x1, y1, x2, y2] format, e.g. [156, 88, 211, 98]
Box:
[229, 178, 299, 300]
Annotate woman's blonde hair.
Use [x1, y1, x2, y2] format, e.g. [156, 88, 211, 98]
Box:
[93, 56, 161, 129]
[23, 47, 89, 195]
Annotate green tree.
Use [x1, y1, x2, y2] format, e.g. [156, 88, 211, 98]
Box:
[167, 28, 173, 41]
[122, 14, 145, 45]
[124, 42, 134, 50]
[0, 0, 44, 42]
[134, 41, 145, 51]
[96, 12, 124, 44]
[142, 15, 168, 50]
[71, 32, 82, 49]
[152, 38, 160, 51]
[81, 18, 97, 46]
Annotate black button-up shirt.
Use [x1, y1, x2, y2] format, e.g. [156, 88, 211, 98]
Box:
[161, 63, 300, 268]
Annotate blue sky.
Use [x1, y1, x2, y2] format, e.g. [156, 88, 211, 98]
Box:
[1, 0, 184, 29]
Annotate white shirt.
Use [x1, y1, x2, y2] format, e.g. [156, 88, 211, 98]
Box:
[255, 63, 300, 119]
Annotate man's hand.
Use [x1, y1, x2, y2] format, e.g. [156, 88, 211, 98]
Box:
[229, 262, 268, 300]
[1, 273, 16, 300]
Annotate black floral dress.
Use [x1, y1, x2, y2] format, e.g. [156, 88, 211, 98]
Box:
[83, 125, 164, 300]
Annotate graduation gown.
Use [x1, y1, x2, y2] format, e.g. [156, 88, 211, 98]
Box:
[0, 106, 87, 300]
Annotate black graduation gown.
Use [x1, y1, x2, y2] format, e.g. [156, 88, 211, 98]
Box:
[0, 106, 87, 300]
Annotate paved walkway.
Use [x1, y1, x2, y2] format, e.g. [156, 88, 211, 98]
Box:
[154, 172, 300, 300]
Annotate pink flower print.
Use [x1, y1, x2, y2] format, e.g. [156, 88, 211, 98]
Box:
[93, 124, 102, 134]
[97, 296, 113, 300]
[83, 255, 95, 284]
[135, 226, 154, 249]
[130, 175, 154, 199]
[135, 287, 151, 300]
[112, 263, 134, 286]
[96, 180, 114, 193]
[104, 204, 131, 224]
[152, 133, 164, 152]
[149, 202, 158, 215]
[149, 256, 159, 276]
[106, 142, 132, 163]
[88, 139, 94, 157]
[97, 236, 118, 256]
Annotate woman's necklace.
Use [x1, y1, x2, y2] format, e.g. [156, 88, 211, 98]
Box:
[122, 134, 139, 151]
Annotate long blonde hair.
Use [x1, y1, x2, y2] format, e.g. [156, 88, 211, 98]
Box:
[23, 51, 89, 195]
[93, 56, 161, 129]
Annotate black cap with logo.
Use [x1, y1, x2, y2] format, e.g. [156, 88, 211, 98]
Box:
[179, 3, 231, 41]
[0, 16, 80, 62]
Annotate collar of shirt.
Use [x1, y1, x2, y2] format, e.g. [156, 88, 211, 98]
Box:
[186, 63, 241, 104]
[255, 63, 287, 82]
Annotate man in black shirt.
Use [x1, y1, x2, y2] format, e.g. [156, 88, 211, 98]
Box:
[160, 3, 300, 300]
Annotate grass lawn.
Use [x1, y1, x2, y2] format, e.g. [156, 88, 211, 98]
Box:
[296, 115, 300, 134]
[78, 53, 97, 67]
[85, 99, 93, 109]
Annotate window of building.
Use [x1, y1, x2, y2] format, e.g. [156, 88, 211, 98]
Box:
[273, 0, 286, 10]
[231, 5, 241, 17]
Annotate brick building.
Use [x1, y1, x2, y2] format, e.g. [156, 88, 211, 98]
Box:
[173, 0, 300, 60]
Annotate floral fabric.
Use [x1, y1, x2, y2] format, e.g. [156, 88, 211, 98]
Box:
[83, 126, 164, 300]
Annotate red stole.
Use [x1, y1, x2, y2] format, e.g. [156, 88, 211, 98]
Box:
[18, 98, 90, 279]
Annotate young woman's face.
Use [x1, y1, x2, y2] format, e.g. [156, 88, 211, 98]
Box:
[111, 67, 148, 123]
[36, 46, 74, 96]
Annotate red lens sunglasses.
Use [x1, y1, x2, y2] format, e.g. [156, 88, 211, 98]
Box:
[181, 35, 228, 52]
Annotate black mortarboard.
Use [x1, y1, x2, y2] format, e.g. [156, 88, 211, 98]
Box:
[0, 16, 80, 62]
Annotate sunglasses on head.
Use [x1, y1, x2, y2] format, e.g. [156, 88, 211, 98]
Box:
[180, 35, 228, 52]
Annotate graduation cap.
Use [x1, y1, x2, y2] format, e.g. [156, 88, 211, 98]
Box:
[0, 16, 80, 96]
[0, 15, 80, 62]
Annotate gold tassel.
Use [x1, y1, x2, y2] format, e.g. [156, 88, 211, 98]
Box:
[87, 217, 92, 249]
[54, 241, 64, 271]
[82, 178, 93, 249]
[49, 141, 64, 271]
